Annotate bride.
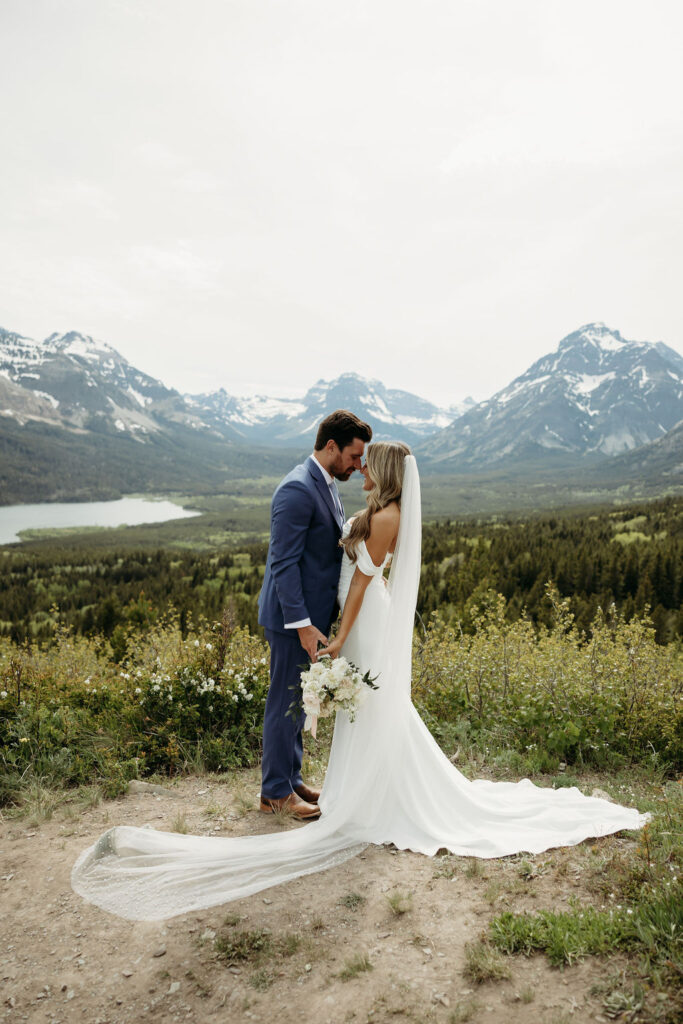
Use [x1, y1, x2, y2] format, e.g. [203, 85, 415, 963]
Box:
[72, 444, 648, 920]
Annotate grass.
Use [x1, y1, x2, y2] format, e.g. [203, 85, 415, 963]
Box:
[202, 798, 227, 818]
[7, 780, 66, 824]
[278, 933, 302, 957]
[483, 880, 505, 906]
[489, 884, 683, 967]
[232, 784, 257, 818]
[248, 968, 273, 991]
[449, 999, 481, 1023]
[433, 854, 458, 879]
[386, 889, 413, 916]
[463, 939, 512, 983]
[213, 923, 302, 970]
[171, 811, 189, 834]
[262, 802, 302, 827]
[214, 928, 272, 965]
[338, 952, 373, 981]
[339, 892, 367, 911]
[517, 858, 539, 880]
[3, 779, 104, 824]
[464, 858, 486, 880]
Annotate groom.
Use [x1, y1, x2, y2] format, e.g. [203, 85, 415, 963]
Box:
[257, 410, 373, 820]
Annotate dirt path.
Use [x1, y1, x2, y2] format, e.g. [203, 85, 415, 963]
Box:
[1, 770, 637, 1024]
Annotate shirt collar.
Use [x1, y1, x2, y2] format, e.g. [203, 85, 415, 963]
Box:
[310, 453, 335, 487]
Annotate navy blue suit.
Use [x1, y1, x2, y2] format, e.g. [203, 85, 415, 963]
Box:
[258, 457, 344, 798]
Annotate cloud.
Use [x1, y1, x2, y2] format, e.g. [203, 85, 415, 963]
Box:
[128, 242, 223, 292]
[36, 180, 120, 222]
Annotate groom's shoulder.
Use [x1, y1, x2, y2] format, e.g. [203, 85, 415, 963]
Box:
[274, 460, 314, 497]
[280, 459, 312, 485]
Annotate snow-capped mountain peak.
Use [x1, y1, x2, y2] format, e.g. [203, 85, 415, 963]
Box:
[563, 322, 627, 352]
[45, 330, 119, 363]
[0, 326, 210, 439]
[1, 326, 468, 448]
[187, 373, 472, 446]
[422, 323, 683, 467]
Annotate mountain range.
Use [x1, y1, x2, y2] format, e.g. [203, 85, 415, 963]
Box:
[420, 323, 683, 470]
[185, 376, 472, 446]
[0, 329, 469, 447]
[1, 321, 682, 504]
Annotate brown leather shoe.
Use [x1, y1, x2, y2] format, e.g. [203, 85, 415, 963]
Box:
[259, 793, 321, 820]
[294, 782, 321, 804]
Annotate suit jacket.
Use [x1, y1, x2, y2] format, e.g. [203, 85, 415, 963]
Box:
[258, 457, 344, 636]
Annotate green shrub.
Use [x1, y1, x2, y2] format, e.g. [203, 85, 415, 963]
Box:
[413, 585, 682, 771]
[0, 617, 269, 806]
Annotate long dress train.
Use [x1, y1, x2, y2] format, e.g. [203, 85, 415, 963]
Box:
[71, 457, 648, 920]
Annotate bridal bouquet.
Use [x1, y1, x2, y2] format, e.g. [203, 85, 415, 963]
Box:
[292, 655, 379, 737]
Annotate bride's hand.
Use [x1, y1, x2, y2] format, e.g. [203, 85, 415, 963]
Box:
[319, 637, 343, 660]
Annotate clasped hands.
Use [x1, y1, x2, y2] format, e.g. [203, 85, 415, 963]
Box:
[297, 624, 342, 661]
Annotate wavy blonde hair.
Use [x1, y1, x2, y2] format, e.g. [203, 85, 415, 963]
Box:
[341, 441, 411, 563]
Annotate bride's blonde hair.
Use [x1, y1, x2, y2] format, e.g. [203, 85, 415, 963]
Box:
[342, 441, 411, 563]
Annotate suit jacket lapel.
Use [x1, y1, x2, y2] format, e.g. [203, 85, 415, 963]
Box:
[307, 458, 342, 534]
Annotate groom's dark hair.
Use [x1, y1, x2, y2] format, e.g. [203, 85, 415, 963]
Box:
[314, 410, 372, 451]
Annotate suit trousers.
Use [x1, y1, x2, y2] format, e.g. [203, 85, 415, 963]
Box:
[261, 629, 307, 799]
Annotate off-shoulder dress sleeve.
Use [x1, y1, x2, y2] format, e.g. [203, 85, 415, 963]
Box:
[354, 540, 386, 578]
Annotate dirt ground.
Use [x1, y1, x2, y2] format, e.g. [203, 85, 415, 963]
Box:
[0, 769, 641, 1024]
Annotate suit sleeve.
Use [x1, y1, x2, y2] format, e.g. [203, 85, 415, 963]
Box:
[269, 480, 313, 625]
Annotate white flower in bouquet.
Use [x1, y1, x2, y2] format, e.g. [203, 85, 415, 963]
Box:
[303, 692, 322, 718]
[292, 655, 379, 736]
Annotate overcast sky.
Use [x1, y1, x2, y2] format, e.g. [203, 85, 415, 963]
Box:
[1, 0, 682, 406]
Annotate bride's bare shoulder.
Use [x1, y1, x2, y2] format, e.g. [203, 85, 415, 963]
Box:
[365, 504, 400, 564]
[371, 501, 400, 525]
[368, 502, 400, 542]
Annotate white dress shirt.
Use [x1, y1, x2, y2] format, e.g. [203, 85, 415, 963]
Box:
[284, 454, 341, 630]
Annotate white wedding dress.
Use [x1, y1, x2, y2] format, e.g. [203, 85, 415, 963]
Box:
[71, 457, 648, 920]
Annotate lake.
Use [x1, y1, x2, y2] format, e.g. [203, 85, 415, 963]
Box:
[0, 497, 202, 545]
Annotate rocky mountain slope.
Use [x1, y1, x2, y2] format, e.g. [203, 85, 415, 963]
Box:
[0, 329, 467, 449]
[0, 329, 291, 504]
[0, 328, 239, 441]
[186, 373, 472, 446]
[420, 323, 683, 469]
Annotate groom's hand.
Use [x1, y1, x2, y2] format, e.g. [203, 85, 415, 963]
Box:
[297, 625, 329, 662]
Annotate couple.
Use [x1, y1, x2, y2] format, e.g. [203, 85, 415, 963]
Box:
[72, 411, 647, 921]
